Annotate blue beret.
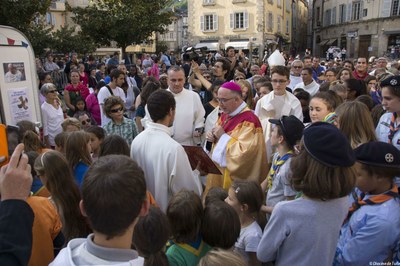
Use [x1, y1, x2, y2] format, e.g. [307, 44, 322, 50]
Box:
[380, 75, 400, 88]
[354, 141, 400, 168]
[269, 115, 304, 147]
[303, 122, 355, 167]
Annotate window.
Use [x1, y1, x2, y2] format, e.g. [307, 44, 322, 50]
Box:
[46, 13, 51, 25]
[203, 0, 215, 5]
[230, 12, 249, 30]
[286, 19, 289, 34]
[339, 4, 346, 23]
[363, 8, 368, 17]
[324, 9, 331, 26]
[286, 0, 290, 12]
[392, 0, 400, 16]
[277, 16, 281, 32]
[332, 7, 337, 24]
[316, 7, 321, 26]
[200, 14, 218, 31]
[170, 32, 174, 40]
[267, 12, 274, 32]
[352, 1, 361, 20]
[277, 0, 281, 8]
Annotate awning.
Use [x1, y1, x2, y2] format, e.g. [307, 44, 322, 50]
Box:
[326, 39, 338, 45]
[125, 45, 156, 53]
[224, 41, 251, 50]
[384, 30, 400, 35]
[319, 40, 329, 46]
[194, 42, 219, 51]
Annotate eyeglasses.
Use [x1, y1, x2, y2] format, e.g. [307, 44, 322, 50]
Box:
[293, 66, 302, 69]
[81, 119, 91, 125]
[271, 79, 288, 84]
[48, 90, 57, 93]
[110, 107, 124, 113]
[216, 97, 236, 103]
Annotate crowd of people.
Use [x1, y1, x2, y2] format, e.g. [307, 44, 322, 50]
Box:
[1, 47, 400, 266]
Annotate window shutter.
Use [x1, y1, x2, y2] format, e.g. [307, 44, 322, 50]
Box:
[213, 14, 218, 31]
[360, 1, 364, 18]
[200, 15, 204, 31]
[347, 3, 352, 21]
[230, 13, 234, 29]
[342, 4, 347, 22]
[244, 12, 249, 29]
[332, 7, 336, 24]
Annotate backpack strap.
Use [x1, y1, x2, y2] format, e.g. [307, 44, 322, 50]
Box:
[105, 85, 113, 96]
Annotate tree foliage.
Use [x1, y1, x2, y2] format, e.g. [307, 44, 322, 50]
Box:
[23, 22, 54, 57]
[0, 0, 51, 32]
[52, 26, 98, 55]
[70, 0, 174, 53]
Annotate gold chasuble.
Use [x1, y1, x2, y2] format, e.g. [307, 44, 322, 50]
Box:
[205, 106, 268, 193]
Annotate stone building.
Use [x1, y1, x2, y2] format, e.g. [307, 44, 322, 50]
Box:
[312, 0, 400, 59]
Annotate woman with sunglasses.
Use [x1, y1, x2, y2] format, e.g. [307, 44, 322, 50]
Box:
[40, 83, 64, 148]
[103, 96, 139, 145]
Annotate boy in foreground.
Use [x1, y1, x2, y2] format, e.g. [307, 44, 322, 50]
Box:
[51, 155, 149, 265]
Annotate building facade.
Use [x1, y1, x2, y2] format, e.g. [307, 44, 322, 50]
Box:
[312, 0, 400, 59]
[188, 0, 307, 60]
[292, 0, 309, 56]
[157, 12, 189, 52]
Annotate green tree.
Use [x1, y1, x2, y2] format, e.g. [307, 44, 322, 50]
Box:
[0, 0, 51, 33]
[52, 26, 98, 55]
[24, 22, 54, 57]
[70, 0, 174, 55]
[0, 0, 53, 56]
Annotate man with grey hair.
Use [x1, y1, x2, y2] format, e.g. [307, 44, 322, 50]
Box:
[289, 60, 304, 90]
[4, 63, 23, 83]
[369, 57, 390, 76]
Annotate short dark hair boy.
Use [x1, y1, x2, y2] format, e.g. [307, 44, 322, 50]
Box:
[51, 155, 149, 265]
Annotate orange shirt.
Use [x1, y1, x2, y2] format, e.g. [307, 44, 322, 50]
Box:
[27, 196, 62, 266]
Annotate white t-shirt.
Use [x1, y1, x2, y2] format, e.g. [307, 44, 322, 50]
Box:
[41, 101, 64, 146]
[97, 85, 126, 126]
[234, 221, 262, 265]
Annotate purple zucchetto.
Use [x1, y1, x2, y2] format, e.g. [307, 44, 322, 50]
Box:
[221, 82, 241, 92]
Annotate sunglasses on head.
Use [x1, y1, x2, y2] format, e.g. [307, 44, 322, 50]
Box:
[110, 107, 124, 113]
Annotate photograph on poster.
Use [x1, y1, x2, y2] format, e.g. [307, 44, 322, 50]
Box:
[3, 62, 26, 83]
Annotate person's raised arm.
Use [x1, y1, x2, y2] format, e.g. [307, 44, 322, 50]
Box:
[192, 61, 212, 91]
[0, 143, 34, 266]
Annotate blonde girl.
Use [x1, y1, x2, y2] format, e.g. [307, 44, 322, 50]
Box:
[336, 101, 377, 149]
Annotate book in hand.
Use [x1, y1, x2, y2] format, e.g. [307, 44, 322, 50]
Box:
[182, 145, 222, 175]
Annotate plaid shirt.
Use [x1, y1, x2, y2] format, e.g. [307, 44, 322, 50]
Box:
[103, 117, 139, 145]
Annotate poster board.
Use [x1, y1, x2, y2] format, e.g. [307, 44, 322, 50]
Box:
[0, 26, 41, 127]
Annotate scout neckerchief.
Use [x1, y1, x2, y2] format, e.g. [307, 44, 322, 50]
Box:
[267, 151, 293, 189]
[344, 184, 399, 224]
[388, 113, 400, 144]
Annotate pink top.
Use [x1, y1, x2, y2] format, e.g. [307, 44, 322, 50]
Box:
[65, 83, 90, 100]
[79, 72, 89, 87]
[148, 64, 160, 80]
[85, 92, 101, 125]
